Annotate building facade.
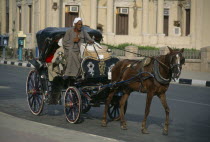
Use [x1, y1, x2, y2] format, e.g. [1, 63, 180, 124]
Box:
[0, 0, 210, 50]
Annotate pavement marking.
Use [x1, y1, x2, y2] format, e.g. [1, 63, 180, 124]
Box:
[7, 61, 11, 64]
[192, 79, 206, 86]
[134, 92, 210, 107]
[14, 62, 19, 66]
[88, 134, 119, 142]
[167, 98, 210, 107]
[0, 86, 11, 89]
[22, 62, 27, 67]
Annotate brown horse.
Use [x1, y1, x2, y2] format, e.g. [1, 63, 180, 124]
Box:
[101, 47, 185, 135]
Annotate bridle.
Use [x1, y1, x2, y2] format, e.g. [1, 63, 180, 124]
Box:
[154, 52, 184, 82]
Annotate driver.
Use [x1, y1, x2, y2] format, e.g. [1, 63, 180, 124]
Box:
[63, 17, 94, 79]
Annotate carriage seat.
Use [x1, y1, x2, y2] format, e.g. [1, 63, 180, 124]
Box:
[142, 57, 152, 67]
[80, 44, 111, 59]
[128, 57, 152, 68]
[81, 57, 119, 82]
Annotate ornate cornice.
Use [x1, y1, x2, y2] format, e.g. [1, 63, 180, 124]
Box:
[65, 0, 81, 5]
[115, 0, 135, 8]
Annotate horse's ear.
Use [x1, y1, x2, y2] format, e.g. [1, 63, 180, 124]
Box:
[168, 46, 173, 53]
[180, 48, 184, 53]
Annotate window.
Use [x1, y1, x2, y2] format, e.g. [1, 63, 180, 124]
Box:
[18, 6, 22, 31]
[29, 5, 32, 33]
[65, 5, 79, 27]
[185, 9, 191, 36]
[116, 8, 129, 35]
[6, 0, 9, 33]
[164, 9, 169, 36]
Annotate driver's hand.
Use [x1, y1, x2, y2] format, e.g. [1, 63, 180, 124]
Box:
[88, 40, 94, 44]
[73, 37, 80, 42]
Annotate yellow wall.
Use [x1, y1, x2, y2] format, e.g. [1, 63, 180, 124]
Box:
[80, 0, 91, 26]
[202, 0, 210, 48]
[1, 0, 210, 50]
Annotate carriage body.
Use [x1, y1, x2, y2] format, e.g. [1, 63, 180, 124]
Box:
[26, 27, 125, 123]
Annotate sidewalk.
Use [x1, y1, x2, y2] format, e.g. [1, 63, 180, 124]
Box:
[0, 112, 120, 142]
[0, 58, 210, 87]
[175, 70, 210, 87]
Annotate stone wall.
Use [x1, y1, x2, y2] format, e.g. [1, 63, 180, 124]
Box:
[103, 34, 191, 49]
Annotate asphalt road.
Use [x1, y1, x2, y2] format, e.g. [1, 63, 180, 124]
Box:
[0, 64, 210, 142]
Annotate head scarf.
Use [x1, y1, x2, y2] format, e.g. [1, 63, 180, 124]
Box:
[73, 17, 82, 26]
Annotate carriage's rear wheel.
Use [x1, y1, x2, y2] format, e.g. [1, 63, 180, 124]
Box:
[26, 70, 45, 115]
[81, 94, 91, 113]
[64, 86, 81, 124]
[108, 98, 127, 121]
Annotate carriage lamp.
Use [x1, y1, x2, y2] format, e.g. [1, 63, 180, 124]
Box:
[52, 2, 58, 11]
[41, 75, 45, 79]
[107, 48, 112, 53]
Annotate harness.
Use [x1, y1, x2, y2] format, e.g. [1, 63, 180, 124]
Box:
[114, 58, 154, 91]
[153, 59, 171, 85]
[112, 55, 175, 89]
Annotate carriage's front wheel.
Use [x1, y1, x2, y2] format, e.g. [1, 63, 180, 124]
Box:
[64, 86, 81, 124]
[108, 98, 127, 121]
[26, 70, 45, 115]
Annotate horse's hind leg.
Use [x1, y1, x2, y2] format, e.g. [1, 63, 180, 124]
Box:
[119, 93, 129, 130]
[141, 92, 154, 134]
[158, 93, 170, 135]
[101, 90, 115, 127]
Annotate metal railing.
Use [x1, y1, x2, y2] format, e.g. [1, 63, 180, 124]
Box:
[183, 50, 201, 59]
[137, 49, 160, 57]
[0, 47, 35, 61]
[0, 46, 16, 59]
[111, 49, 125, 56]
[110, 49, 161, 57]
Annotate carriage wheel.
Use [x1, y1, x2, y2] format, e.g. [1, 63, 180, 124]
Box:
[26, 70, 45, 115]
[81, 93, 91, 113]
[64, 86, 81, 124]
[108, 99, 127, 121]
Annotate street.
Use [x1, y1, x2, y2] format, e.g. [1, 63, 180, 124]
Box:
[0, 64, 210, 142]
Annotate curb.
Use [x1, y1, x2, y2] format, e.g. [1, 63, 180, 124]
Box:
[1, 59, 210, 87]
[0, 60, 33, 68]
[176, 78, 210, 87]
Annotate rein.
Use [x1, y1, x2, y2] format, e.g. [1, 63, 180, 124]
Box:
[109, 47, 170, 70]
[114, 48, 173, 85]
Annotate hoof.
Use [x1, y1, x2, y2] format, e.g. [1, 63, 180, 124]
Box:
[162, 129, 168, 135]
[101, 121, 107, 127]
[120, 125, 127, 130]
[141, 128, 149, 134]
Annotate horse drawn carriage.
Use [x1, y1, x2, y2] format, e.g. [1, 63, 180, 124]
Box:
[26, 27, 126, 123]
[26, 26, 186, 135]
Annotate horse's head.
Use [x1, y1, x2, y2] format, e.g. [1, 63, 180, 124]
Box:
[168, 47, 185, 79]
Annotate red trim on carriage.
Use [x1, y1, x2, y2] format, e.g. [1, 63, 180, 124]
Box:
[45, 54, 54, 63]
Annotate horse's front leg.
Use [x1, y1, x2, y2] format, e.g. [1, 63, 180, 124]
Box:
[158, 93, 170, 135]
[119, 93, 129, 130]
[101, 90, 115, 127]
[141, 91, 154, 134]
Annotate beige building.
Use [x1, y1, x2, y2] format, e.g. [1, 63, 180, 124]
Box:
[0, 0, 210, 50]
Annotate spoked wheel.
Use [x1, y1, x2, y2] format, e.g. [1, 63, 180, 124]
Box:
[81, 93, 91, 113]
[64, 86, 81, 124]
[26, 70, 45, 115]
[108, 97, 127, 121]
